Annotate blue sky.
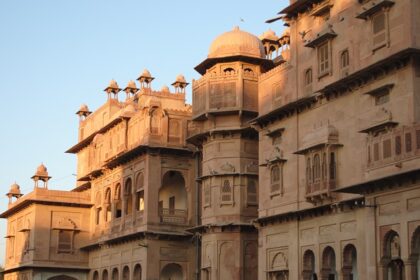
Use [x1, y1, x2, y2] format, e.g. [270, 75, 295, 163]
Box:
[0, 0, 288, 265]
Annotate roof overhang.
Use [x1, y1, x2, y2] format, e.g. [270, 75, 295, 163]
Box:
[195, 55, 274, 75]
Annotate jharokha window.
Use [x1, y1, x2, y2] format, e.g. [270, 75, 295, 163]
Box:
[220, 179, 233, 204]
[318, 41, 331, 77]
[247, 178, 258, 206]
[270, 164, 283, 197]
[305, 148, 338, 201]
[58, 230, 73, 253]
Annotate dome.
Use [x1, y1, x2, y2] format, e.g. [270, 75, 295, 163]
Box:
[108, 79, 119, 89]
[175, 74, 186, 83]
[208, 26, 265, 59]
[8, 183, 21, 195]
[141, 69, 152, 78]
[34, 163, 49, 177]
[126, 80, 137, 89]
[161, 85, 170, 93]
[79, 104, 89, 112]
[260, 29, 279, 41]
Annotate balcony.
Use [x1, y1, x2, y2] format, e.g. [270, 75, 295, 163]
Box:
[366, 123, 420, 170]
[305, 178, 336, 203]
[159, 208, 188, 225]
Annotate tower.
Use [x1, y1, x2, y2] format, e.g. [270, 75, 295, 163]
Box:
[189, 26, 273, 280]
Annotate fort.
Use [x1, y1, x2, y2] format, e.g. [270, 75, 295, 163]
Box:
[2, 0, 420, 279]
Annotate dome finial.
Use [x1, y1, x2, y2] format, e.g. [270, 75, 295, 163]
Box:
[31, 163, 51, 189]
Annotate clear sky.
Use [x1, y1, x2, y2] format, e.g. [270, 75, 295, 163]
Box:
[0, 0, 288, 265]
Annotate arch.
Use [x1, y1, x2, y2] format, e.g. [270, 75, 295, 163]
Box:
[321, 246, 337, 280]
[158, 171, 187, 224]
[340, 50, 350, 69]
[221, 179, 232, 202]
[135, 172, 145, 212]
[136, 172, 144, 190]
[122, 266, 129, 280]
[102, 269, 109, 280]
[104, 188, 112, 222]
[223, 67, 235, 75]
[133, 263, 142, 280]
[160, 263, 183, 280]
[124, 178, 133, 215]
[382, 230, 404, 280]
[47, 276, 78, 280]
[304, 68, 313, 86]
[112, 267, 119, 280]
[114, 183, 122, 218]
[302, 250, 317, 280]
[150, 109, 160, 134]
[410, 226, 420, 280]
[244, 242, 258, 280]
[93, 271, 99, 280]
[342, 244, 357, 280]
[313, 154, 321, 181]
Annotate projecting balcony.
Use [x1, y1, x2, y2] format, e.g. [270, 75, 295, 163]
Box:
[305, 178, 336, 203]
[366, 123, 420, 170]
[159, 208, 188, 225]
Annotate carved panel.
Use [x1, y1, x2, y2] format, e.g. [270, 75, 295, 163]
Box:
[379, 201, 400, 215]
[160, 247, 187, 259]
[218, 241, 235, 279]
[340, 221, 356, 233]
[407, 197, 420, 212]
[301, 228, 315, 243]
[209, 82, 236, 109]
[319, 224, 336, 236]
[266, 232, 288, 246]
[243, 80, 258, 111]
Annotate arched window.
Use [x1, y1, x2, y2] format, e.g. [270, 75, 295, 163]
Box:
[114, 184, 122, 218]
[270, 165, 281, 194]
[322, 153, 327, 180]
[104, 188, 112, 222]
[102, 270, 109, 280]
[306, 157, 312, 186]
[168, 119, 181, 143]
[383, 231, 404, 280]
[136, 173, 145, 212]
[340, 50, 349, 69]
[57, 230, 73, 253]
[95, 191, 102, 225]
[223, 67, 235, 75]
[124, 178, 133, 215]
[122, 266, 129, 280]
[133, 264, 142, 280]
[150, 110, 160, 135]
[93, 271, 99, 280]
[302, 250, 316, 280]
[329, 152, 336, 181]
[313, 154, 321, 181]
[221, 179, 232, 203]
[322, 246, 337, 280]
[343, 244, 357, 280]
[304, 68, 313, 86]
[112, 268, 119, 280]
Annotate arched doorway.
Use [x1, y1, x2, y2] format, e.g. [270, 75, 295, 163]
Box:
[342, 244, 357, 280]
[112, 268, 119, 280]
[321, 246, 337, 280]
[382, 230, 405, 280]
[102, 269, 109, 280]
[122, 266, 130, 280]
[160, 263, 183, 280]
[158, 171, 187, 224]
[47, 276, 78, 280]
[133, 263, 142, 280]
[302, 250, 317, 280]
[93, 271, 99, 280]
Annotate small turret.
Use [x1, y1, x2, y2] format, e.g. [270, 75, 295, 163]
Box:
[75, 104, 91, 121]
[171, 74, 189, 93]
[31, 163, 51, 189]
[123, 80, 139, 100]
[6, 182, 22, 204]
[104, 79, 121, 100]
[137, 69, 154, 89]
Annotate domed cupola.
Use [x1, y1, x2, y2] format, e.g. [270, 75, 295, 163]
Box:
[195, 26, 273, 75]
[208, 26, 265, 59]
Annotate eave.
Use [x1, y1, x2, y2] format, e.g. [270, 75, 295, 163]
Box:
[195, 55, 274, 75]
[304, 29, 337, 48]
[356, 0, 395, 20]
[334, 168, 420, 195]
[0, 199, 92, 218]
[251, 94, 317, 126]
[278, 0, 324, 18]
